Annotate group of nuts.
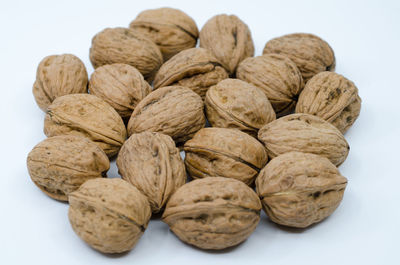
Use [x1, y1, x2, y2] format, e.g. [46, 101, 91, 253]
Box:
[27, 7, 361, 254]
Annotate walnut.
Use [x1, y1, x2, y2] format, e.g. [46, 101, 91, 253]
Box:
[205, 79, 276, 137]
[162, 177, 261, 249]
[27, 135, 109, 201]
[295, 71, 361, 133]
[44, 94, 127, 157]
[256, 152, 348, 228]
[153, 48, 229, 99]
[263, 33, 335, 82]
[200, 14, 254, 74]
[32, 54, 88, 111]
[68, 178, 151, 253]
[258, 113, 349, 166]
[184, 128, 268, 185]
[89, 27, 163, 81]
[236, 54, 304, 115]
[89, 63, 151, 120]
[127, 86, 205, 146]
[116, 132, 186, 213]
[129, 7, 198, 61]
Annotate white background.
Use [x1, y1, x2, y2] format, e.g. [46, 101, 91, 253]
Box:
[1, 0, 399, 264]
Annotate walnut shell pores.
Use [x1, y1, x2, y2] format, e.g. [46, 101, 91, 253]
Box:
[27, 135, 109, 201]
[296, 71, 361, 133]
[200, 14, 254, 74]
[263, 33, 335, 82]
[153, 48, 229, 99]
[33, 54, 88, 111]
[117, 132, 186, 213]
[44, 94, 127, 157]
[130, 7, 198, 61]
[127, 86, 205, 145]
[258, 114, 349, 166]
[236, 54, 304, 115]
[256, 152, 347, 228]
[89, 27, 163, 81]
[89, 64, 151, 119]
[68, 178, 151, 254]
[205, 79, 276, 136]
[162, 177, 261, 250]
[184, 128, 268, 185]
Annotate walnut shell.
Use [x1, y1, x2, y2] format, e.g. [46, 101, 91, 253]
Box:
[33, 54, 88, 111]
[27, 135, 109, 201]
[129, 7, 198, 61]
[256, 152, 347, 228]
[184, 128, 268, 185]
[44, 94, 127, 157]
[153, 48, 229, 99]
[162, 177, 261, 250]
[200, 14, 254, 74]
[263, 33, 335, 82]
[127, 86, 205, 145]
[258, 113, 349, 166]
[89, 63, 151, 119]
[295, 71, 361, 133]
[117, 132, 186, 213]
[68, 178, 151, 253]
[89, 27, 163, 81]
[236, 54, 304, 115]
[205, 79, 276, 137]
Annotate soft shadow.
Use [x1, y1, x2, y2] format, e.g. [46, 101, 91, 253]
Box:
[264, 216, 319, 233]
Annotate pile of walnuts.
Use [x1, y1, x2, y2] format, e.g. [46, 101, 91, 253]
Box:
[27, 8, 361, 254]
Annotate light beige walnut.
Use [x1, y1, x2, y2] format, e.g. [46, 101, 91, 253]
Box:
[162, 177, 261, 250]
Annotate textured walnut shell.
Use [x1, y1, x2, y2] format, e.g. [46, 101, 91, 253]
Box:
[117, 132, 186, 213]
[258, 113, 349, 166]
[89, 63, 151, 119]
[236, 54, 304, 115]
[44, 94, 127, 157]
[184, 128, 268, 185]
[89, 27, 163, 81]
[33, 54, 88, 111]
[153, 48, 229, 99]
[256, 152, 347, 228]
[200, 14, 254, 74]
[162, 177, 261, 250]
[129, 7, 198, 61]
[127, 86, 205, 145]
[296, 71, 361, 133]
[263, 33, 335, 82]
[205, 79, 276, 136]
[27, 135, 109, 201]
[68, 178, 151, 254]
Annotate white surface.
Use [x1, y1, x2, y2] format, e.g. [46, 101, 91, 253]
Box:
[1, 0, 399, 264]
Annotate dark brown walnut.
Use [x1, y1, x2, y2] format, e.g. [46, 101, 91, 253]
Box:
[236, 54, 304, 115]
[68, 178, 151, 254]
[205, 79, 276, 137]
[117, 132, 186, 213]
[263, 33, 335, 82]
[44, 94, 127, 157]
[184, 128, 268, 185]
[89, 63, 151, 120]
[200, 14, 254, 74]
[129, 7, 198, 61]
[258, 113, 349, 166]
[296, 71, 361, 133]
[27, 135, 109, 201]
[33, 54, 88, 111]
[153, 48, 229, 99]
[162, 177, 261, 250]
[127, 86, 205, 145]
[89, 27, 163, 81]
[256, 152, 348, 228]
